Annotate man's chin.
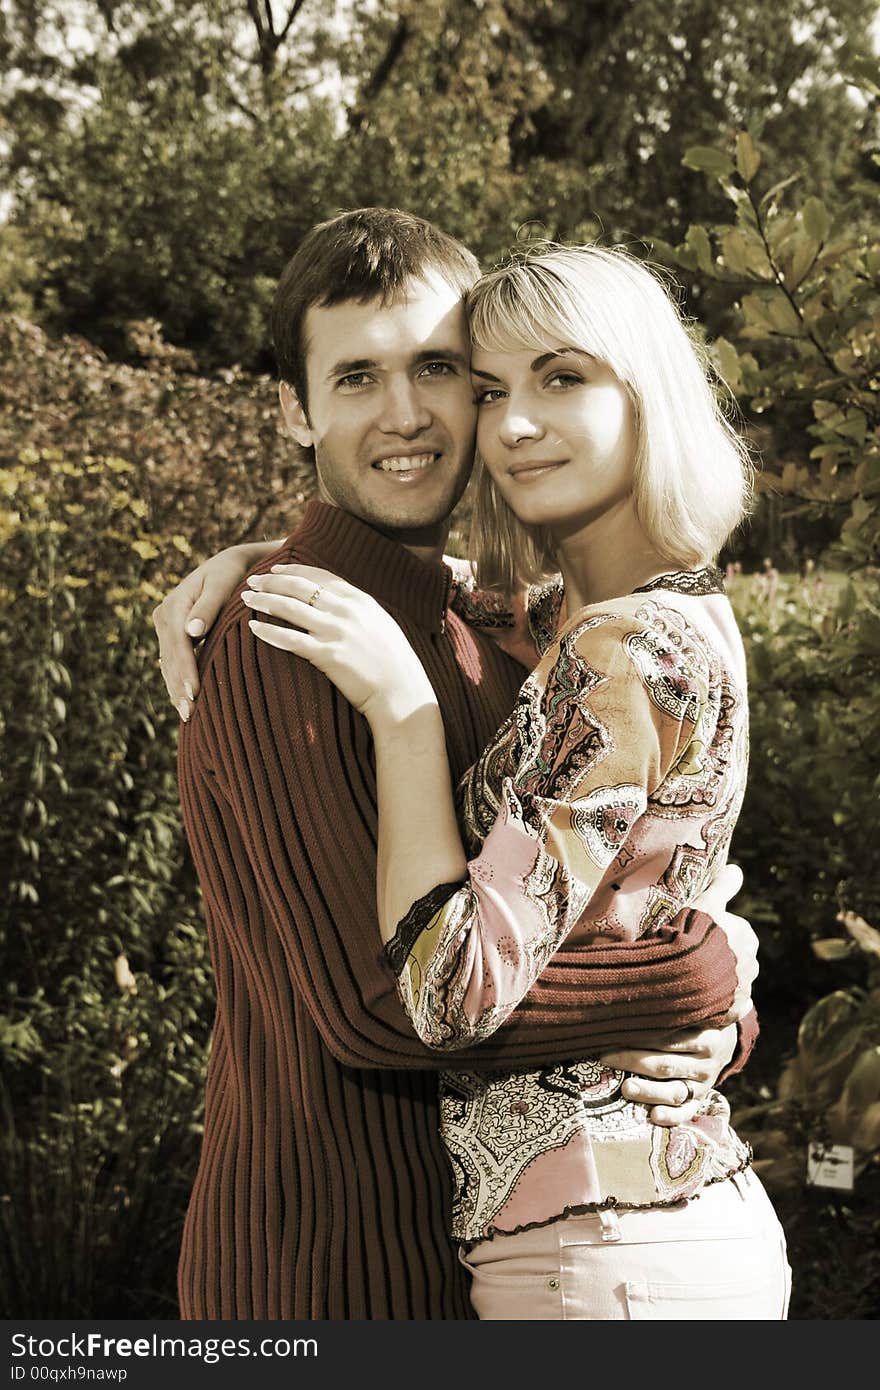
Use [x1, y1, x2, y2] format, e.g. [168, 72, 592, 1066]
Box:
[361, 503, 454, 543]
[357, 481, 469, 536]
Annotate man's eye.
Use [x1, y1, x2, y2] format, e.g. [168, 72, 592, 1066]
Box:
[337, 373, 372, 390]
[419, 361, 454, 378]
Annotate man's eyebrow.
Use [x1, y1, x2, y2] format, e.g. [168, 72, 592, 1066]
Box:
[326, 358, 376, 382]
[326, 348, 469, 382]
[412, 348, 469, 368]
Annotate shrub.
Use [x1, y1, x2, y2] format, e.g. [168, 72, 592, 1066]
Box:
[0, 319, 313, 1315]
[660, 129, 880, 1318]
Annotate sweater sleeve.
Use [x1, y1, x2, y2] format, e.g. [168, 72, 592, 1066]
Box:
[386, 612, 727, 1050]
[718, 1006, 760, 1084]
[179, 613, 738, 1073]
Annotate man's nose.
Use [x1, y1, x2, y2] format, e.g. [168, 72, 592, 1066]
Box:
[379, 378, 432, 436]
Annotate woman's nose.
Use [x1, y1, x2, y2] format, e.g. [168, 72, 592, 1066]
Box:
[497, 405, 543, 448]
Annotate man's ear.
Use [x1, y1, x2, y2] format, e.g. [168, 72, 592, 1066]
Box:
[279, 381, 313, 448]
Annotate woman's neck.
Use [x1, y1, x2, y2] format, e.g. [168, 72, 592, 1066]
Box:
[552, 500, 671, 611]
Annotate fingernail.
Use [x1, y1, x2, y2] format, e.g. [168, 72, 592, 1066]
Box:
[183, 681, 195, 702]
[246, 575, 262, 587]
[240, 590, 254, 604]
[185, 619, 206, 637]
[177, 699, 191, 722]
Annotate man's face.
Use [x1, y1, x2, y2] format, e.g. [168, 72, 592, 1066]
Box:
[280, 272, 477, 546]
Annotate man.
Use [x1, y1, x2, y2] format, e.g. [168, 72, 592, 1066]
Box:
[154, 208, 758, 1320]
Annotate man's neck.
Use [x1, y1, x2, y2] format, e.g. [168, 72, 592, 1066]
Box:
[391, 528, 451, 568]
[294, 500, 454, 634]
[350, 514, 450, 567]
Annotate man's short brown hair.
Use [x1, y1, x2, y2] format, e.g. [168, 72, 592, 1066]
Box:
[271, 207, 481, 409]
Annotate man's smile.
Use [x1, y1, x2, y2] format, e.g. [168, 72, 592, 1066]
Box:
[372, 450, 440, 475]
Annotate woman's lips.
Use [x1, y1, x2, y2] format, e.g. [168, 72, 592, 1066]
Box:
[507, 460, 566, 481]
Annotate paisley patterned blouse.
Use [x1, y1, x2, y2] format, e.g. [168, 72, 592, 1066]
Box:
[386, 570, 752, 1244]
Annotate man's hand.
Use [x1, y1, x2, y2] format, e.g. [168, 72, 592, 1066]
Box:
[600, 1022, 739, 1125]
[152, 542, 279, 720]
[597, 864, 758, 1125]
[691, 862, 758, 1024]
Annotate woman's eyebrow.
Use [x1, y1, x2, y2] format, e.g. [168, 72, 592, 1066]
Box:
[471, 348, 594, 381]
[530, 348, 588, 370]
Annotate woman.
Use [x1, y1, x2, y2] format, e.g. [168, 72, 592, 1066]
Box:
[237, 244, 790, 1319]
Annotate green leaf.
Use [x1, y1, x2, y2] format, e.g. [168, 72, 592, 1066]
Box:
[721, 229, 750, 276]
[836, 581, 857, 620]
[802, 197, 830, 244]
[713, 336, 742, 389]
[843, 54, 880, 98]
[785, 235, 820, 290]
[735, 131, 761, 183]
[760, 174, 801, 210]
[685, 224, 714, 274]
[766, 295, 802, 334]
[741, 293, 774, 331]
[682, 146, 735, 179]
[837, 410, 867, 444]
[811, 939, 853, 961]
[841, 1048, 880, 1112]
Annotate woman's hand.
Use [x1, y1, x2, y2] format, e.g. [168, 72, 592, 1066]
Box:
[153, 541, 278, 720]
[243, 564, 437, 726]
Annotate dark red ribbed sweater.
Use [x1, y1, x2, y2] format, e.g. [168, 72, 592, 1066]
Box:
[176, 500, 751, 1321]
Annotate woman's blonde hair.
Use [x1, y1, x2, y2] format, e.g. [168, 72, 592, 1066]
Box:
[466, 243, 753, 594]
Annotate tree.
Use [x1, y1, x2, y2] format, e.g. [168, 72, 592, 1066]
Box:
[1, 1, 351, 365]
[2, 0, 875, 365]
[341, 0, 878, 256]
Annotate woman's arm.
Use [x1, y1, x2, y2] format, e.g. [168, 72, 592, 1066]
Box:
[245, 565, 732, 1053]
[153, 538, 282, 717]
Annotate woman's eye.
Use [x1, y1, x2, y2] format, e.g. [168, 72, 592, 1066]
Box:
[547, 372, 583, 389]
[475, 388, 504, 405]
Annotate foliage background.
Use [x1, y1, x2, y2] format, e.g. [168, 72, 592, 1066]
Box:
[1, 0, 879, 1320]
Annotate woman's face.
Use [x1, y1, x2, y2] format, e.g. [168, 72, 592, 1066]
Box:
[471, 345, 637, 537]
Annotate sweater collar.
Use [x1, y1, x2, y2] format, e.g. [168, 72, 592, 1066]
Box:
[288, 500, 453, 635]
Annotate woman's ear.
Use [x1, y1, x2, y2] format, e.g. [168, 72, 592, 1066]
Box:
[279, 381, 313, 448]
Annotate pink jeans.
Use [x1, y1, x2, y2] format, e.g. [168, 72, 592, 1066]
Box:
[459, 1168, 791, 1320]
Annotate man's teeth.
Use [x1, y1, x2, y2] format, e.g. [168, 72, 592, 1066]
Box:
[376, 454, 434, 472]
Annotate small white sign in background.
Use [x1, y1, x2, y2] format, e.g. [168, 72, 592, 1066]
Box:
[806, 1142, 854, 1191]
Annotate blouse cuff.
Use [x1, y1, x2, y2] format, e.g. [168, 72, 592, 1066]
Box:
[384, 879, 468, 977]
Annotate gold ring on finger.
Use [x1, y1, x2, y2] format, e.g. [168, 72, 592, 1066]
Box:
[307, 585, 323, 607]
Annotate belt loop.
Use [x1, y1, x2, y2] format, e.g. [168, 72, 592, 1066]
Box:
[599, 1208, 622, 1242]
